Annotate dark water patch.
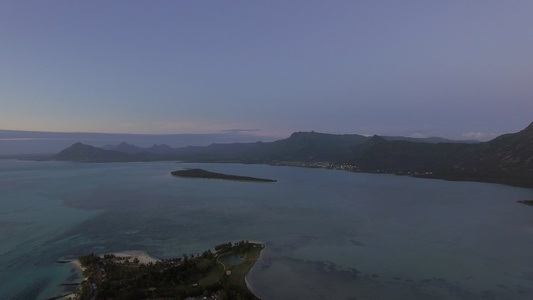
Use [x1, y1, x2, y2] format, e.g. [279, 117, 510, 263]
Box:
[520, 271, 533, 281]
[65, 268, 80, 282]
[220, 254, 244, 266]
[0, 221, 32, 234]
[496, 284, 510, 290]
[12, 277, 51, 300]
[350, 239, 366, 247]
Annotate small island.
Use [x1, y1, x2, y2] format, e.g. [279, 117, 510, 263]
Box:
[171, 168, 276, 182]
[71, 241, 264, 300]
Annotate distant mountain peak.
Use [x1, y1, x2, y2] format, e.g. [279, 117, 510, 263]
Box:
[114, 142, 143, 154]
[53, 143, 131, 162]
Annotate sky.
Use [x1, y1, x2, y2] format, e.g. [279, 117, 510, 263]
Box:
[1, 1, 532, 141]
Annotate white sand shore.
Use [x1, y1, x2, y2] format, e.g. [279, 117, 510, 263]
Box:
[69, 259, 84, 271]
[245, 243, 266, 300]
[68, 250, 159, 273]
[110, 250, 159, 264]
[247, 240, 266, 245]
[64, 251, 159, 299]
[59, 260, 84, 300]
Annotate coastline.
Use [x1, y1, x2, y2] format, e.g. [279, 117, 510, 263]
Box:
[43, 260, 86, 300]
[61, 245, 265, 299]
[68, 250, 159, 273]
[62, 251, 159, 299]
[64, 246, 264, 298]
[245, 242, 267, 300]
[109, 250, 160, 264]
[69, 259, 84, 273]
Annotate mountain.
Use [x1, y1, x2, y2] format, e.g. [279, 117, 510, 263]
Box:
[53, 143, 177, 162]
[0, 129, 278, 155]
[51, 122, 533, 187]
[104, 142, 175, 154]
[382, 136, 479, 144]
[346, 135, 471, 172]
[156, 131, 369, 163]
[148, 144, 175, 154]
[469, 121, 533, 171]
[438, 121, 533, 186]
[53, 143, 134, 162]
[341, 122, 533, 187]
[253, 131, 368, 162]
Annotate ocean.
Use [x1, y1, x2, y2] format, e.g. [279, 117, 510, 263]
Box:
[1, 160, 533, 299]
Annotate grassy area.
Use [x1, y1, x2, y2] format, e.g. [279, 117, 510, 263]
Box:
[226, 244, 264, 287]
[199, 262, 225, 286]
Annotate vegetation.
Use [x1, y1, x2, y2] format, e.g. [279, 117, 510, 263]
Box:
[74, 241, 263, 300]
[53, 122, 533, 188]
[171, 169, 276, 182]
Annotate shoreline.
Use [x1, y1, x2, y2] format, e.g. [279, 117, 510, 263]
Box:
[109, 250, 160, 264]
[42, 260, 85, 300]
[62, 246, 264, 298]
[245, 243, 266, 300]
[61, 251, 160, 299]
[69, 259, 84, 273]
[67, 250, 159, 273]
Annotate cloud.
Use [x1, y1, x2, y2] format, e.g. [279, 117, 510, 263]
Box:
[219, 129, 262, 134]
[410, 133, 427, 138]
[461, 132, 489, 140]
[158, 121, 232, 134]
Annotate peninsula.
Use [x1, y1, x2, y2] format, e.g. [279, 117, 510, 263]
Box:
[72, 241, 264, 300]
[171, 168, 276, 182]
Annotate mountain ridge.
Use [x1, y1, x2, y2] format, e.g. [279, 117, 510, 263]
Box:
[51, 122, 533, 188]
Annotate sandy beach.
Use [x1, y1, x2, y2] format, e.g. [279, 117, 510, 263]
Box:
[69, 259, 84, 272]
[69, 250, 159, 269]
[109, 250, 160, 264]
[62, 251, 159, 299]
[244, 243, 266, 300]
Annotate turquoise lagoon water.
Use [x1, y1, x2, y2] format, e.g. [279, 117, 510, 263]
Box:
[1, 160, 533, 299]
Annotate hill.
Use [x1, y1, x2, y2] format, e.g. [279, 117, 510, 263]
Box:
[53, 143, 134, 162]
[103, 142, 175, 154]
[52, 123, 533, 187]
[437, 122, 533, 186]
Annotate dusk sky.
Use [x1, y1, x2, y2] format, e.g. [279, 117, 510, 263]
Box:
[1, 1, 532, 141]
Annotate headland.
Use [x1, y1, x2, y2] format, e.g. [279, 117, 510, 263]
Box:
[70, 241, 264, 300]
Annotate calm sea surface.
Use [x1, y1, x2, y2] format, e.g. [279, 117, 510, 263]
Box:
[1, 160, 533, 299]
